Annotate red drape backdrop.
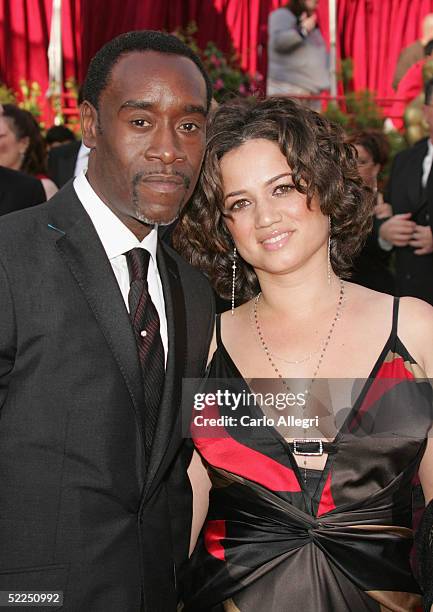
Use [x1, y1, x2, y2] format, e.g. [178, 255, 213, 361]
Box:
[2, 0, 433, 115]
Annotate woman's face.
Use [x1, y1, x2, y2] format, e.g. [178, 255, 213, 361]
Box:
[0, 116, 28, 170]
[304, 0, 318, 14]
[221, 138, 328, 280]
[354, 144, 379, 189]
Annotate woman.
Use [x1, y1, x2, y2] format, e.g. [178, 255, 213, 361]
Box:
[267, 0, 329, 110]
[175, 97, 433, 611]
[0, 104, 57, 200]
[347, 129, 395, 294]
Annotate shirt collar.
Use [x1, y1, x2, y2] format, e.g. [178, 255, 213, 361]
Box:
[73, 170, 158, 263]
[77, 141, 90, 160]
[428, 139, 433, 155]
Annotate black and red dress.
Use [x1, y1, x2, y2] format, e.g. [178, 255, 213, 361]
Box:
[182, 299, 432, 612]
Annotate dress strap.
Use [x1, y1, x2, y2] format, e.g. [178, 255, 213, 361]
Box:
[391, 296, 400, 339]
[215, 313, 222, 347]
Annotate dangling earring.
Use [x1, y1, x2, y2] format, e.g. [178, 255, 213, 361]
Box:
[231, 247, 237, 316]
[327, 216, 332, 285]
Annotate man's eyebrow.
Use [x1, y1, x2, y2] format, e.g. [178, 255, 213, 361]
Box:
[184, 104, 207, 117]
[119, 101, 207, 116]
[119, 100, 153, 111]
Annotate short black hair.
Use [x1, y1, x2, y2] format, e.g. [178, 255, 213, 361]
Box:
[45, 125, 76, 145]
[82, 30, 212, 111]
[425, 77, 433, 105]
[424, 38, 433, 57]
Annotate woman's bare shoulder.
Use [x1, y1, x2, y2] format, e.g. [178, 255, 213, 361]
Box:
[397, 296, 433, 376]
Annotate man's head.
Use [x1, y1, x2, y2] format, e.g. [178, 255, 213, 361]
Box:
[81, 31, 212, 239]
[423, 78, 433, 138]
[424, 39, 433, 58]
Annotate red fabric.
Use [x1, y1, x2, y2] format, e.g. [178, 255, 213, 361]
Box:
[317, 470, 336, 517]
[0, 0, 80, 121]
[348, 355, 415, 433]
[390, 60, 425, 130]
[192, 399, 301, 492]
[3, 0, 433, 115]
[204, 520, 226, 561]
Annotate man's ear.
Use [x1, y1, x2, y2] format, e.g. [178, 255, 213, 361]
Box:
[81, 101, 98, 149]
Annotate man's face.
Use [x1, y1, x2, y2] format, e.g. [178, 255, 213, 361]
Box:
[423, 100, 433, 140]
[82, 51, 208, 239]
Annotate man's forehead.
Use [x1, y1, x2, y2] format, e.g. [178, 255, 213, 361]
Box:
[108, 50, 205, 94]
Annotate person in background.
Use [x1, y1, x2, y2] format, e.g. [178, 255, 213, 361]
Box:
[45, 124, 76, 150]
[393, 13, 433, 90]
[389, 39, 433, 132]
[48, 87, 90, 187]
[381, 77, 433, 305]
[347, 129, 395, 294]
[0, 102, 45, 214]
[0, 104, 58, 200]
[267, 0, 329, 111]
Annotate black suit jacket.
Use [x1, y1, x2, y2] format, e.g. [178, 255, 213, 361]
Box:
[48, 140, 81, 188]
[0, 166, 45, 216]
[0, 182, 214, 611]
[385, 137, 433, 304]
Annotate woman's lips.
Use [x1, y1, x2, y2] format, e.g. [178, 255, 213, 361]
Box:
[261, 231, 292, 250]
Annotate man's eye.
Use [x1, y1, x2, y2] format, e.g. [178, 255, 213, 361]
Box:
[273, 184, 294, 196]
[179, 122, 199, 132]
[130, 119, 151, 128]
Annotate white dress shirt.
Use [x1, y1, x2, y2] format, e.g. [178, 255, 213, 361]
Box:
[73, 171, 168, 361]
[73, 142, 91, 178]
[422, 139, 433, 188]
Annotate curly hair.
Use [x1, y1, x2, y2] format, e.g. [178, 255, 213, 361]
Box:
[2, 104, 48, 176]
[346, 129, 390, 168]
[174, 97, 374, 302]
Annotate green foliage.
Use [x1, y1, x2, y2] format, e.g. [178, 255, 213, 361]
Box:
[324, 90, 383, 131]
[0, 83, 16, 104]
[18, 80, 42, 119]
[173, 22, 263, 103]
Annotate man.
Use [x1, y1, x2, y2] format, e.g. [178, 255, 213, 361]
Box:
[389, 39, 433, 132]
[267, 0, 329, 111]
[393, 13, 433, 90]
[0, 30, 214, 611]
[48, 90, 90, 187]
[45, 125, 76, 150]
[381, 78, 433, 304]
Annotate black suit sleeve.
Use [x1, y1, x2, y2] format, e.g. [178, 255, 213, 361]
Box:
[0, 257, 16, 411]
[0, 167, 45, 216]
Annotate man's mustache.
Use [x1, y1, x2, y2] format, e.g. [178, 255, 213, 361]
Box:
[132, 170, 191, 190]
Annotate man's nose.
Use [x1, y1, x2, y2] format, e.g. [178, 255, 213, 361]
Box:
[145, 125, 185, 165]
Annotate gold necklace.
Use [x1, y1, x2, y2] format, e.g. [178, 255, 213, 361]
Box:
[253, 279, 345, 482]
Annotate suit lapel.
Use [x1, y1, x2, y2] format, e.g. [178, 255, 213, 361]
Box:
[47, 185, 146, 435]
[143, 244, 187, 500]
[408, 140, 428, 214]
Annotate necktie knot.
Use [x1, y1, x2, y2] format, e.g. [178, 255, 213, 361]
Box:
[125, 248, 151, 284]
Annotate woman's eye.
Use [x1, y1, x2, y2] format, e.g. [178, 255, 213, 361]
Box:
[273, 183, 294, 196]
[230, 199, 250, 210]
